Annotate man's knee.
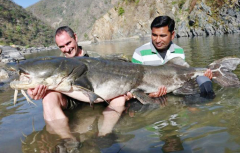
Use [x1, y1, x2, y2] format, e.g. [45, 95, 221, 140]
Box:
[42, 91, 67, 108]
[196, 76, 215, 99]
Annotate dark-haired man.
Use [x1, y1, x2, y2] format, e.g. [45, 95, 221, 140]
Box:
[132, 16, 214, 98]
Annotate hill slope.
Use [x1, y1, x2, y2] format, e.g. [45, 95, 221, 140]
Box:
[89, 0, 240, 41]
[0, 0, 54, 47]
[27, 0, 240, 42]
[27, 0, 119, 41]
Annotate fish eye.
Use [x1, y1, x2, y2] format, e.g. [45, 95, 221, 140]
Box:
[19, 68, 29, 75]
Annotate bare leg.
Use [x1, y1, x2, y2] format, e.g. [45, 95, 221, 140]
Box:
[42, 91, 68, 121]
[98, 96, 126, 136]
[45, 118, 76, 140]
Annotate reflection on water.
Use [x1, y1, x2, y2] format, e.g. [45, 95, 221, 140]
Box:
[1, 34, 240, 152]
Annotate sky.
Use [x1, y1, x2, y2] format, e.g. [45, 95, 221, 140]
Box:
[13, 0, 40, 8]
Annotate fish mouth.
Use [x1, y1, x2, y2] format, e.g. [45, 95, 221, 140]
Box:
[10, 80, 32, 88]
[10, 73, 35, 89]
[20, 73, 31, 81]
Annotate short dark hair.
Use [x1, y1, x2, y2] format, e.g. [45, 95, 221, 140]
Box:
[55, 26, 75, 38]
[150, 16, 175, 32]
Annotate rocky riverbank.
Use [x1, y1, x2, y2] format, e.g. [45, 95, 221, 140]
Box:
[0, 45, 58, 64]
[0, 45, 58, 90]
[89, 0, 240, 42]
[0, 46, 25, 90]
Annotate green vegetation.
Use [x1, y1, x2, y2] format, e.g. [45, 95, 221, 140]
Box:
[84, 33, 89, 40]
[178, 0, 186, 9]
[118, 7, 125, 16]
[0, 0, 54, 47]
[176, 18, 181, 23]
[135, 0, 140, 4]
[206, 0, 226, 8]
[171, 0, 186, 9]
[16, 25, 21, 33]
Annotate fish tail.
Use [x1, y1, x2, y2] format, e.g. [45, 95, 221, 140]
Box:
[208, 57, 240, 87]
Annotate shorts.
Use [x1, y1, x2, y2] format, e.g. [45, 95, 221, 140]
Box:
[197, 76, 215, 99]
[65, 96, 82, 110]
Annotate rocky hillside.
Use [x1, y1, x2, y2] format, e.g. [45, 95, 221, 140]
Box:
[0, 0, 55, 47]
[27, 0, 240, 42]
[27, 0, 119, 41]
[90, 0, 240, 41]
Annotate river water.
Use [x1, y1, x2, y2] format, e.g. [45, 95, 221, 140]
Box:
[1, 34, 240, 153]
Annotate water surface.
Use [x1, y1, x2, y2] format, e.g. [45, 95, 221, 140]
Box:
[1, 34, 240, 153]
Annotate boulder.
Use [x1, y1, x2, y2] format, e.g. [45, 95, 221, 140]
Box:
[0, 68, 9, 82]
[0, 46, 25, 63]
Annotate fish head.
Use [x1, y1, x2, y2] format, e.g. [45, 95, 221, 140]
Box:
[10, 57, 81, 90]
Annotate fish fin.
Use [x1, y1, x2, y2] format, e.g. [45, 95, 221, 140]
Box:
[208, 57, 240, 87]
[173, 79, 199, 95]
[74, 73, 93, 91]
[73, 73, 105, 107]
[132, 90, 156, 104]
[75, 86, 108, 107]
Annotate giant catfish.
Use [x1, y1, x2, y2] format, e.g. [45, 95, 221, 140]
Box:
[9, 56, 240, 105]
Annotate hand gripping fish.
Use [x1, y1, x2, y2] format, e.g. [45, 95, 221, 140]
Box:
[9, 56, 240, 106]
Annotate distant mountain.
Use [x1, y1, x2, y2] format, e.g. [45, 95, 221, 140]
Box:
[27, 0, 240, 42]
[27, 0, 119, 41]
[89, 0, 240, 41]
[0, 0, 54, 47]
